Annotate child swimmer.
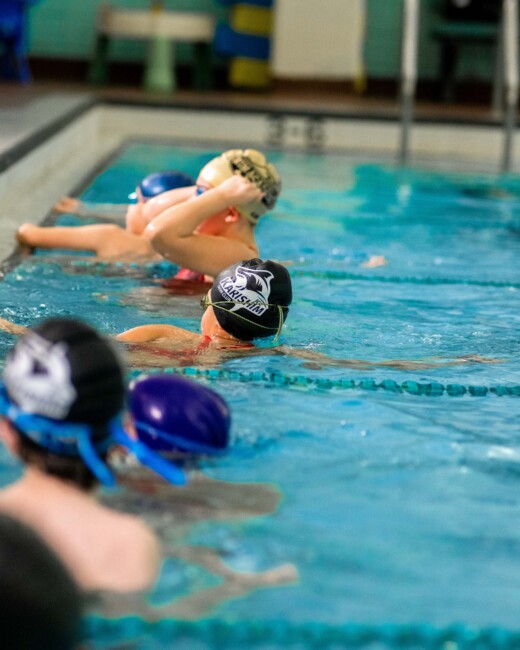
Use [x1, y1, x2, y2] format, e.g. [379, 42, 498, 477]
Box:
[16, 150, 280, 279]
[0, 259, 497, 370]
[16, 170, 195, 263]
[0, 318, 188, 593]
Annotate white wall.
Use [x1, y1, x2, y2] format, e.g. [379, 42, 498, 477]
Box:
[272, 0, 366, 79]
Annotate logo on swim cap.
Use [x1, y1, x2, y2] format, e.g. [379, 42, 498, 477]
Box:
[225, 151, 279, 213]
[218, 265, 274, 317]
[4, 333, 76, 420]
[198, 149, 281, 223]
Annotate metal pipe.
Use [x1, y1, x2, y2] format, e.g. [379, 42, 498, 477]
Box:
[399, 0, 420, 166]
[502, 0, 519, 173]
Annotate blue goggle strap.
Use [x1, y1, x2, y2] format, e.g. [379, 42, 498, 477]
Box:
[133, 419, 227, 456]
[0, 385, 185, 486]
[112, 426, 186, 486]
[0, 386, 117, 486]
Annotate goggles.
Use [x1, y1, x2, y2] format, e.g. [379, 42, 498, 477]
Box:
[0, 384, 185, 487]
[200, 297, 286, 342]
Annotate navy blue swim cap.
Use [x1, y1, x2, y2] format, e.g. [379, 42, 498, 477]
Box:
[129, 374, 231, 454]
[139, 170, 195, 199]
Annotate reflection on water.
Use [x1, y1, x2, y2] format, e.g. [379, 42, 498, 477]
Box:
[97, 471, 298, 620]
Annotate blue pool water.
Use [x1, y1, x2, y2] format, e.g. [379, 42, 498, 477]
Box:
[1, 143, 520, 647]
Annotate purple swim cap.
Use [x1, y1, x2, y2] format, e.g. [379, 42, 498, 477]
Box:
[129, 374, 231, 453]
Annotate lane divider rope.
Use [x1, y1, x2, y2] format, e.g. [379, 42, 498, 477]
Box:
[293, 269, 520, 289]
[84, 616, 520, 648]
[129, 367, 520, 398]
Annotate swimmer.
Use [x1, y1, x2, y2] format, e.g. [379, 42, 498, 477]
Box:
[0, 513, 82, 650]
[0, 260, 499, 371]
[0, 318, 186, 593]
[17, 150, 281, 281]
[127, 373, 231, 454]
[143, 149, 281, 280]
[114, 259, 498, 371]
[16, 170, 196, 263]
[102, 373, 299, 620]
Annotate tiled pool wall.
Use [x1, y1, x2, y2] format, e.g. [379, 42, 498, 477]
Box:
[0, 99, 518, 263]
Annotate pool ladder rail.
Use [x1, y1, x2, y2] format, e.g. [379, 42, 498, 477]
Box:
[399, 0, 519, 172]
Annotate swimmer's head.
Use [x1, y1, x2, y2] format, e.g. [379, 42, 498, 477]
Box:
[206, 258, 292, 341]
[129, 374, 231, 454]
[4, 318, 125, 426]
[197, 150, 281, 224]
[0, 318, 186, 487]
[129, 170, 195, 202]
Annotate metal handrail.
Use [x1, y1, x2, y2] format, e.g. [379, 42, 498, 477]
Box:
[398, 0, 420, 166]
[501, 0, 519, 173]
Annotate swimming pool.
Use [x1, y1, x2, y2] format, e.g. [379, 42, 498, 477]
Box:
[1, 140, 520, 648]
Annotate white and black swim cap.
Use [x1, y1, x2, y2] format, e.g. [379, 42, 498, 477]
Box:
[209, 259, 292, 341]
[4, 318, 125, 425]
[198, 149, 281, 224]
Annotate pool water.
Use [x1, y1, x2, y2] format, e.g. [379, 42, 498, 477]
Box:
[1, 143, 520, 648]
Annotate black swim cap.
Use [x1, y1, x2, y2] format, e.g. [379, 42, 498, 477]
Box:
[209, 259, 292, 341]
[4, 318, 125, 425]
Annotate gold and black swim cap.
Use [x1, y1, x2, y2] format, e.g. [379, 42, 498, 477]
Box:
[198, 150, 281, 224]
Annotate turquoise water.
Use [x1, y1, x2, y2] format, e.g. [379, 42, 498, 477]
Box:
[1, 143, 520, 648]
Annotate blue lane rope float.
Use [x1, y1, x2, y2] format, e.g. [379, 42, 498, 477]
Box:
[293, 269, 520, 290]
[128, 367, 520, 399]
[84, 616, 520, 649]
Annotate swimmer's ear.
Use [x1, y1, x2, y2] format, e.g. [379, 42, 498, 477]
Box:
[0, 420, 21, 456]
[225, 208, 240, 223]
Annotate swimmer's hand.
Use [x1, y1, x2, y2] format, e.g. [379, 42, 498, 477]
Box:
[361, 255, 388, 269]
[53, 197, 82, 214]
[456, 354, 502, 364]
[215, 175, 264, 208]
[0, 317, 27, 336]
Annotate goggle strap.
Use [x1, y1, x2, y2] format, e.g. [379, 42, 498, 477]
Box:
[77, 431, 117, 487]
[207, 300, 287, 334]
[113, 427, 186, 486]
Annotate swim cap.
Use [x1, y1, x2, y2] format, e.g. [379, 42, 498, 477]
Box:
[130, 170, 195, 202]
[129, 374, 231, 453]
[197, 149, 281, 223]
[209, 258, 292, 341]
[4, 318, 124, 425]
[0, 318, 185, 486]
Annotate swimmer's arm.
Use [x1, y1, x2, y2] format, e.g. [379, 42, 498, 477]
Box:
[153, 232, 258, 279]
[277, 347, 500, 370]
[54, 197, 127, 222]
[125, 187, 196, 235]
[0, 317, 27, 336]
[116, 324, 197, 343]
[141, 187, 197, 223]
[144, 177, 263, 276]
